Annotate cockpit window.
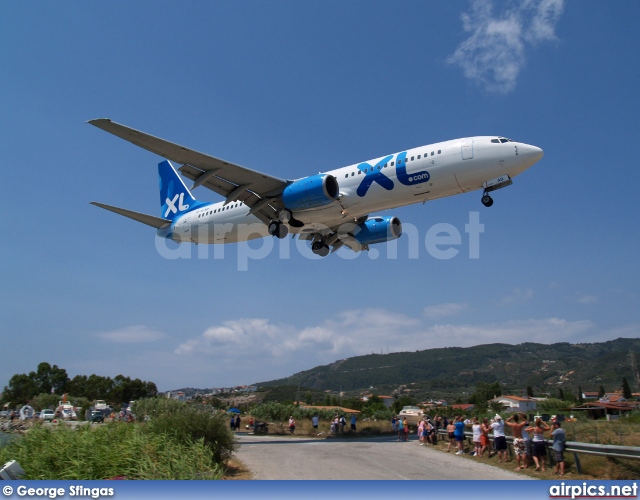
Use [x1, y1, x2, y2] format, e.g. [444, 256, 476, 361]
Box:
[491, 139, 500, 143]
[497, 137, 514, 143]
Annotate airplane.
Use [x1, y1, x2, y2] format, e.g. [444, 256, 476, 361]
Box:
[89, 119, 543, 257]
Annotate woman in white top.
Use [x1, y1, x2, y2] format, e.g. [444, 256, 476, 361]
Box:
[526, 418, 550, 471]
[471, 417, 482, 457]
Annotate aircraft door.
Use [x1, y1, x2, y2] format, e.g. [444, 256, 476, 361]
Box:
[461, 140, 474, 160]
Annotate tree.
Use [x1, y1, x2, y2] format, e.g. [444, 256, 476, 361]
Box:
[578, 385, 584, 403]
[391, 394, 417, 414]
[34, 362, 68, 394]
[598, 385, 606, 398]
[622, 377, 632, 399]
[468, 381, 501, 410]
[2, 374, 39, 407]
[558, 388, 565, 401]
[526, 386, 534, 397]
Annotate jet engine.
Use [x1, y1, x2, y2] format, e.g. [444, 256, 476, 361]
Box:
[282, 174, 339, 211]
[352, 216, 402, 245]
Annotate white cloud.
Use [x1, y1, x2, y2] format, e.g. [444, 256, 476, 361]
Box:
[447, 0, 565, 93]
[423, 317, 595, 348]
[424, 302, 469, 320]
[497, 287, 534, 306]
[577, 295, 598, 304]
[172, 310, 596, 385]
[95, 325, 167, 343]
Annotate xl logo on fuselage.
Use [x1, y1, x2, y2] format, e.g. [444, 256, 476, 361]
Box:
[164, 192, 190, 217]
[356, 152, 430, 197]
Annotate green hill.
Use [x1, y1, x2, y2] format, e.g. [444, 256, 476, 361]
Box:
[255, 338, 640, 400]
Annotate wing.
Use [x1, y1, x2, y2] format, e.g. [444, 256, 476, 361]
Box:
[88, 118, 288, 223]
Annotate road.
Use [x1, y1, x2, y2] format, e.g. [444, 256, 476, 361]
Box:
[234, 434, 534, 480]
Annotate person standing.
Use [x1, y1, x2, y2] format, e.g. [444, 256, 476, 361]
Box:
[397, 415, 404, 440]
[312, 414, 319, 431]
[520, 413, 532, 469]
[230, 415, 236, 432]
[491, 414, 508, 462]
[418, 419, 426, 445]
[527, 418, 551, 471]
[350, 414, 357, 432]
[403, 417, 409, 441]
[235, 414, 241, 433]
[447, 419, 456, 452]
[480, 417, 491, 458]
[454, 416, 465, 455]
[288, 415, 296, 434]
[506, 414, 528, 470]
[391, 415, 397, 432]
[551, 421, 566, 476]
[471, 417, 482, 457]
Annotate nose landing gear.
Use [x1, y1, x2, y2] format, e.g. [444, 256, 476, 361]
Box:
[481, 193, 494, 207]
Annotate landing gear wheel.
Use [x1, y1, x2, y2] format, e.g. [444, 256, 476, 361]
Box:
[268, 221, 289, 239]
[311, 241, 330, 257]
[481, 194, 494, 207]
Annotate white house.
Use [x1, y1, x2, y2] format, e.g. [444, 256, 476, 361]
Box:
[490, 395, 537, 413]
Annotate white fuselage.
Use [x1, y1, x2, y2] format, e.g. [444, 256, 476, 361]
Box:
[161, 136, 542, 244]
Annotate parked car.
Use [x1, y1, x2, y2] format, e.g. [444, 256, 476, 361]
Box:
[89, 410, 104, 423]
[40, 409, 55, 421]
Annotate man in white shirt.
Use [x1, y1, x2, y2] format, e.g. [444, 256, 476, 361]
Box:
[491, 414, 508, 463]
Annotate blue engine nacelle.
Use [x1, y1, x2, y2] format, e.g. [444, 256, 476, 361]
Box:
[352, 216, 402, 245]
[282, 174, 339, 211]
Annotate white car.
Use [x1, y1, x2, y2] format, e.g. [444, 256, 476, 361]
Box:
[40, 409, 55, 421]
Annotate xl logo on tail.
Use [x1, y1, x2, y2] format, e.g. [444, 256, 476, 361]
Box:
[164, 192, 190, 217]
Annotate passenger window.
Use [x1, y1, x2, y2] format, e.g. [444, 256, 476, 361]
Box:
[345, 174, 348, 178]
[411, 156, 414, 161]
[351, 172, 354, 176]
[358, 170, 362, 175]
[431, 151, 434, 156]
[417, 155, 421, 159]
[438, 150, 441, 154]
[391, 161, 394, 166]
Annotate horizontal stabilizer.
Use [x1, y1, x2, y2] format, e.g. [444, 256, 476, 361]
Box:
[91, 202, 172, 229]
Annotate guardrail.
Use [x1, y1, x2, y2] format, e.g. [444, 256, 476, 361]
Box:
[436, 429, 640, 473]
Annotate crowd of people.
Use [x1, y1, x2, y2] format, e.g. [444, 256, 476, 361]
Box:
[407, 412, 566, 475]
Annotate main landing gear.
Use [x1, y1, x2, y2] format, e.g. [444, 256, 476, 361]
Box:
[481, 193, 494, 207]
[311, 241, 330, 257]
[268, 221, 289, 239]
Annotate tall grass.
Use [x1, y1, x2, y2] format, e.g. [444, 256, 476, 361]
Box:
[134, 398, 236, 464]
[0, 423, 222, 480]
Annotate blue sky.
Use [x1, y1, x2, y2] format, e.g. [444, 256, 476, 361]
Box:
[2, 1, 639, 392]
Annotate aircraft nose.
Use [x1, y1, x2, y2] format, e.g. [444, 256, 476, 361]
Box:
[522, 144, 544, 163]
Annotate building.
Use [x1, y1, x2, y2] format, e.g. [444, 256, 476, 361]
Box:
[570, 400, 640, 420]
[489, 395, 537, 413]
[450, 404, 475, 412]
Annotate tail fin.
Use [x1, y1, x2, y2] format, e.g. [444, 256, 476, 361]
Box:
[158, 160, 197, 220]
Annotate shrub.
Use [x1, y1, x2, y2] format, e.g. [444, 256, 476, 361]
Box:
[134, 398, 236, 464]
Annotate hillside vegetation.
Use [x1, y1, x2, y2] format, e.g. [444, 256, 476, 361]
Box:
[256, 338, 640, 400]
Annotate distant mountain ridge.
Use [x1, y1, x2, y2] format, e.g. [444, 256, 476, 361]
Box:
[255, 338, 640, 399]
